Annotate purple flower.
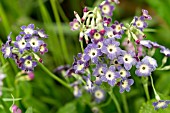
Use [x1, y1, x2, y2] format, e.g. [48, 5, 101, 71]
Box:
[160, 46, 170, 57]
[70, 18, 80, 31]
[93, 63, 107, 77]
[101, 38, 121, 60]
[37, 29, 48, 38]
[73, 60, 86, 74]
[93, 87, 106, 103]
[89, 29, 104, 43]
[111, 21, 124, 38]
[117, 66, 131, 78]
[99, 1, 114, 16]
[20, 24, 36, 38]
[135, 61, 154, 76]
[119, 78, 134, 93]
[84, 44, 102, 63]
[73, 85, 82, 97]
[28, 36, 44, 52]
[141, 56, 157, 69]
[14, 35, 30, 53]
[139, 40, 152, 48]
[103, 17, 112, 26]
[150, 41, 161, 48]
[142, 9, 152, 20]
[11, 105, 22, 113]
[84, 75, 94, 92]
[101, 65, 120, 86]
[1, 43, 13, 58]
[132, 16, 147, 31]
[94, 75, 102, 85]
[39, 43, 48, 54]
[118, 51, 137, 70]
[19, 56, 37, 71]
[153, 100, 170, 110]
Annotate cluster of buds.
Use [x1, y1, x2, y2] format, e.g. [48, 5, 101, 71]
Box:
[69, 0, 170, 110]
[1, 24, 48, 72]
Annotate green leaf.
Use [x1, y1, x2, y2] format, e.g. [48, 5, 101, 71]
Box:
[57, 101, 77, 113]
[25, 107, 33, 113]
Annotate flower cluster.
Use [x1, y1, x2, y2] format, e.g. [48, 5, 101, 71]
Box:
[69, 0, 170, 109]
[0, 70, 6, 96]
[1, 24, 48, 72]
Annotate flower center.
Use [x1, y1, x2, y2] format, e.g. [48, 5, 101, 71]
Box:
[24, 59, 33, 68]
[102, 5, 110, 14]
[93, 32, 101, 40]
[136, 20, 143, 28]
[107, 45, 117, 54]
[95, 90, 103, 99]
[106, 71, 115, 80]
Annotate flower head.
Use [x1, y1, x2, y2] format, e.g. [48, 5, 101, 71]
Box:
[70, 18, 80, 31]
[132, 16, 147, 31]
[119, 78, 134, 93]
[142, 9, 152, 20]
[99, 1, 115, 16]
[160, 46, 170, 57]
[20, 24, 36, 38]
[111, 21, 124, 38]
[93, 63, 107, 77]
[93, 87, 106, 103]
[153, 100, 170, 110]
[101, 38, 121, 60]
[101, 65, 120, 86]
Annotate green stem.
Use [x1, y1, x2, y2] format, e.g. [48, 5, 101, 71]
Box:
[150, 75, 160, 100]
[80, 41, 84, 52]
[50, 0, 70, 64]
[99, 97, 111, 108]
[108, 89, 122, 113]
[121, 93, 129, 113]
[38, 62, 71, 90]
[142, 77, 150, 100]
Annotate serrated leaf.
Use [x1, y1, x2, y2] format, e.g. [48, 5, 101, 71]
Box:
[25, 107, 33, 113]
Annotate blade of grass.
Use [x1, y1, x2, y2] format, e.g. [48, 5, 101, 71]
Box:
[50, 0, 70, 64]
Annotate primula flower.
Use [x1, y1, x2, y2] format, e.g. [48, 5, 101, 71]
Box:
[93, 87, 106, 103]
[142, 9, 152, 20]
[20, 24, 35, 38]
[101, 65, 120, 86]
[89, 29, 104, 43]
[132, 16, 147, 31]
[39, 43, 48, 54]
[153, 100, 170, 110]
[19, 56, 37, 72]
[93, 63, 107, 77]
[99, 1, 115, 16]
[111, 21, 124, 38]
[105, 27, 120, 39]
[103, 17, 112, 26]
[94, 75, 103, 85]
[84, 44, 102, 63]
[14, 35, 29, 53]
[160, 46, 170, 57]
[117, 66, 131, 78]
[101, 38, 121, 60]
[70, 18, 80, 31]
[141, 56, 157, 69]
[84, 75, 94, 92]
[118, 50, 137, 70]
[135, 61, 154, 76]
[119, 78, 134, 93]
[28, 36, 44, 52]
[73, 60, 86, 74]
[37, 29, 48, 38]
[139, 40, 152, 48]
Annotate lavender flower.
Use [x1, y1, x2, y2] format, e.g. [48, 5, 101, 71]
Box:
[14, 35, 29, 53]
[101, 38, 121, 60]
[28, 36, 44, 52]
[117, 66, 131, 78]
[142, 9, 152, 20]
[84, 75, 94, 92]
[135, 61, 154, 76]
[73, 60, 86, 74]
[105, 27, 120, 39]
[19, 56, 37, 72]
[37, 29, 48, 38]
[153, 100, 170, 110]
[119, 78, 134, 93]
[139, 40, 152, 48]
[111, 21, 124, 38]
[141, 56, 158, 69]
[132, 16, 147, 31]
[93, 87, 106, 103]
[103, 17, 112, 26]
[20, 24, 35, 38]
[94, 75, 103, 85]
[89, 29, 104, 43]
[1, 43, 13, 58]
[99, 1, 114, 16]
[150, 41, 161, 48]
[118, 50, 137, 70]
[39, 43, 48, 54]
[70, 18, 80, 31]
[93, 63, 107, 77]
[84, 44, 102, 63]
[160, 46, 170, 57]
[101, 65, 120, 86]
